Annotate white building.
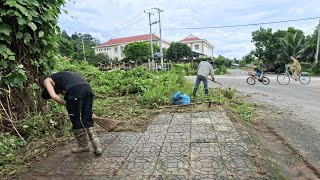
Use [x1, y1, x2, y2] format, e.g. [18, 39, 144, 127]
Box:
[179, 34, 214, 57]
[93, 34, 170, 60]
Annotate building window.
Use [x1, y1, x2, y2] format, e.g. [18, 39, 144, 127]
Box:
[114, 47, 118, 53]
[195, 45, 199, 50]
[120, 46, 124, 57]
[104, 48, 106, 51]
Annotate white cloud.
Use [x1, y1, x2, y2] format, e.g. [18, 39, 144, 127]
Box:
[288, 8, 305, 15]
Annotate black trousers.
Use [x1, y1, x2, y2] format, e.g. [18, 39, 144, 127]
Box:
[65, 84, 94, 130]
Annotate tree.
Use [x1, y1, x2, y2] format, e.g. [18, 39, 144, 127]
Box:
[0, 0, 66, 119]
[280, 32, 304, 60]
[241, 52, 257, 65]
[58, 32, 73, 57]
[251, 27, 282, 70]
[123, 42, 150, 65]
[301, 30, 318, 63]
[57, 31, 100, 65]
[166, 42, 192, 60]
[251, 27, 306, 71]
[91, 53, 111, 66]
[213, 55, 228, 67]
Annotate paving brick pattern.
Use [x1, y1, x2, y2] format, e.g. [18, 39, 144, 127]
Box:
[21, 110, 266, 180]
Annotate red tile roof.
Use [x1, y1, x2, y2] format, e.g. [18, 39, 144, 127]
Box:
[179, 37, 201, 42]
[98, 34, 159, 46]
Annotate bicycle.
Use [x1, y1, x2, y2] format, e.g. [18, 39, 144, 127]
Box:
[277, 65, 311, 85]
[246, 71, 270, 85]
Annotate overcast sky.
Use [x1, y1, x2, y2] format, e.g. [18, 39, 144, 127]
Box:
[58, 0, 320, 59]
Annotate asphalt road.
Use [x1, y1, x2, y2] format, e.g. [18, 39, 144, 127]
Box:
[188, 69, 320, 171]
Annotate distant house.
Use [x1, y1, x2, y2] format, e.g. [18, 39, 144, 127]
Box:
[93, 34, 171, 61]
[179, 34, 214, 58]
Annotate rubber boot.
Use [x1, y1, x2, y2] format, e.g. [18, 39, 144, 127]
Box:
[87, 127, 103, 155]
[205, 89, 208, 95]
[193, 88, 197, 98]
[71, 129, 90, 153]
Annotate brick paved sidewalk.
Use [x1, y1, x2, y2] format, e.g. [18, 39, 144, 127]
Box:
[21, 109, 266, 180]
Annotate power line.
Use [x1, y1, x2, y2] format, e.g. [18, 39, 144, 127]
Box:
[163, 16, 320, 30]
[103, 16, 148, 39]
[305, 26, 316, 34]
[103, 11, 145, 37]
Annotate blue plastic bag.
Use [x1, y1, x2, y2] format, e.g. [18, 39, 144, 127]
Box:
[172, 91, 191, 105]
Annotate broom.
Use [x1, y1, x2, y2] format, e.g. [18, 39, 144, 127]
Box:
[92, 114, 121, 131]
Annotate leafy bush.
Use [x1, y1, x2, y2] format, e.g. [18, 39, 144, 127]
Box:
[312, 61, 320, 75]
[215, 66, 228, 75]
[55, 60, 193, 106]
[221, 87, 236, 99]
[0, 133, 26, 166]
[17, 114, 68, 140]
[171, 63, 196, 75]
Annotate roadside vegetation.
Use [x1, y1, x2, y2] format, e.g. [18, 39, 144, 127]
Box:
[0, 59, 254, 179]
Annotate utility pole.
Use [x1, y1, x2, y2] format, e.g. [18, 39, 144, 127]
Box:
[82, 36, 86, 62]
[153, 8, 164, 69]
[315, 19, 320, 63]
[144, 10, 154, 69]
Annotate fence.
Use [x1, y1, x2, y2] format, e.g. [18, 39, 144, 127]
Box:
[99, 62, 171, 71]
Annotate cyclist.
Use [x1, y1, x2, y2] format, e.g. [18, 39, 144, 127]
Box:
[288, 56, 301, 82]
[249, 64, 263, 81]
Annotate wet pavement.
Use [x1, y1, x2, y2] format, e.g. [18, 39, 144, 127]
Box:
[21, 109, 267, 180]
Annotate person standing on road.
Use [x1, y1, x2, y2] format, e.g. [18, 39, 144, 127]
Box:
[289, 56, 301, 82]
[193, 58, 215, 97]
[40, 71, 102, 155]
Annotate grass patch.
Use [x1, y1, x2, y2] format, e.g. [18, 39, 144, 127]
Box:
[227, 98, 255, 122]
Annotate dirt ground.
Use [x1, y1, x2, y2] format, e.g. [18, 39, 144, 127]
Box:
[229, 95, 320, 180]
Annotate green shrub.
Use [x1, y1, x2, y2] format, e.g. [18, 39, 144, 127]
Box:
[171, 63, 196, 75]
[221, 87, 236, 99]
[0, 133, 26, 166]
[215, 66, 228, 75]
[312, 61, 320, 75]
[300, 62, 313, 70]
[17, 114, 67, 140]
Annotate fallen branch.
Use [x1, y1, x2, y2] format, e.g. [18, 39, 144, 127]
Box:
[0, 101, 26, 143]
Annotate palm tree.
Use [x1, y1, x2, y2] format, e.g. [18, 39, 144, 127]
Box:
[280, 32, 305, 59]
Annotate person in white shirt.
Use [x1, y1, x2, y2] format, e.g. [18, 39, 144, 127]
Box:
[193, 58, 215, 97]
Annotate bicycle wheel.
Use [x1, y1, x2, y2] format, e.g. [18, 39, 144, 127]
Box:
[246, 77, 255, 85]
[261, 77, 270, 85]
[299, 74, 311, 85]
[277, 74, 290, 85]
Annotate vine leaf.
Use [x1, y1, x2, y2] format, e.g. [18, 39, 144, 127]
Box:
[28, 22, 37, 31]
[0, 24, 12, 36]
[16, 32, 23, 39]
[9, 56, 15, 61]
[38, 31, 44, 37]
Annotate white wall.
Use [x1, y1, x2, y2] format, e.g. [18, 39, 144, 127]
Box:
[94, 40, 170, 61]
